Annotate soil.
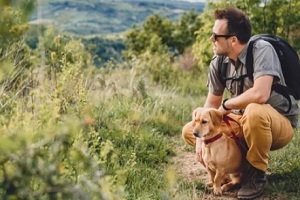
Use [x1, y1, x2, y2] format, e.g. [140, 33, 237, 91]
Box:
[173, 145, 270, 200]
[174, 145, 282, 200]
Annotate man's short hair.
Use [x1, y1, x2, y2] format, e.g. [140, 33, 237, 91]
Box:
[214, 7, 252, 44]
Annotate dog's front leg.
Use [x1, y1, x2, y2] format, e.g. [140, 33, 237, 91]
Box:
[206, 168, 215, 188]
[221, 173, 241, 192]
[213, 170, 225, 196]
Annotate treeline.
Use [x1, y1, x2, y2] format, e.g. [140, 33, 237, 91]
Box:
[29, 0, 204, 35]
[25, 0, 300, 69]
[25, 8, 202, 68]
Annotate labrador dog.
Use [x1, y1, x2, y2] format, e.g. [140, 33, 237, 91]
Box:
[192, 108, 245, 196]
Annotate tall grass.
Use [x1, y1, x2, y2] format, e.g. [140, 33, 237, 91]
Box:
[266, 129, 300, 198]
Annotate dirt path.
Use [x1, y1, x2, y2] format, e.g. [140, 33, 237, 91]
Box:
[173, 146, 238, 199]
[174, 146, 282, 200]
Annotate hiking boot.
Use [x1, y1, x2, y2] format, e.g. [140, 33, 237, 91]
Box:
[237, 166, 267, 199]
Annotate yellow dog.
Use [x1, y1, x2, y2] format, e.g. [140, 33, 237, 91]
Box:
[192, 108, 246, 196]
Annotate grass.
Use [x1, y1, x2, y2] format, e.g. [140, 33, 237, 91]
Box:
[266, 129, 300, 198]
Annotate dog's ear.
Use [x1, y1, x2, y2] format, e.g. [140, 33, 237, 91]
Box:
[192, 107, 205, 122]
[209, 109, 223, 126]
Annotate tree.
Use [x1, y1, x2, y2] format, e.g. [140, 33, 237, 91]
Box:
[248, 0, 300, 50]
[123, 10, 202, 60]
[172, 9, 203, 55]
[192, 0, 228, 68]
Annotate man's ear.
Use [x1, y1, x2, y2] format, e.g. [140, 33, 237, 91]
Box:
[209, 109, 223, 126]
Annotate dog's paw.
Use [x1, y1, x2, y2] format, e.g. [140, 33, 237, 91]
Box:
[221, 181, 241, 192]
[221, 183, 231, 192]
[205, 181, 214, 188]
[213, 187, 222, 196]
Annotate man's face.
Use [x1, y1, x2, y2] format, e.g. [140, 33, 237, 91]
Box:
[210, 19, 233, 56]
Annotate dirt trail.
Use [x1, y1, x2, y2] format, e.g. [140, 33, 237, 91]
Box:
[173, 145, 278, 200]
[173, 146, 238, 199]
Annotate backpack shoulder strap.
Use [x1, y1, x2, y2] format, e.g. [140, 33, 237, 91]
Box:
[245, 38, 259, 79]
[217, 55, 228, 87]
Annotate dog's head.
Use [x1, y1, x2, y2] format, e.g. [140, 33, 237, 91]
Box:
[192, 108, 223, 138]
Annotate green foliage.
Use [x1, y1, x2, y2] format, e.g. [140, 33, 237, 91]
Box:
[0, 41, 32, 92]
[0, 0, 35, 51]
[246, 0, 300, 51]
[0, 3, 34, 97]
[266, 129, 300, 197]
[123, 16, 171, 59]
[25, 25, 126, 68]
[124, 10, 203, 60]
[125, 49, 208, 96]
[172, 9, 203, 55]
[192, 4, 215, 69]
[82, 36, 126, 67]
[123, 10, 207, 94]
[0, 99, 127, 199]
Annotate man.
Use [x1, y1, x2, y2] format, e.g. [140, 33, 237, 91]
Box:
[182, 7, 299, 200]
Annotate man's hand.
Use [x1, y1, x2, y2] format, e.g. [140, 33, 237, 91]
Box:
[218, 98, 232, 115]
[218, 105, 231, 116]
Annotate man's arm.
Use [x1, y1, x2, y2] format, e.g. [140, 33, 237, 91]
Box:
[221, 75, 273, 111]
[192, 92, 222, 121]
[204, 92, 223, 108]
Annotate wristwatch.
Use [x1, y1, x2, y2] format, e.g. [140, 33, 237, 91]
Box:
[222, 99, 231, 111]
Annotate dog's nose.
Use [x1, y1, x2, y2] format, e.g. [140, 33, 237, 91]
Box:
[193, 131, 200, 138]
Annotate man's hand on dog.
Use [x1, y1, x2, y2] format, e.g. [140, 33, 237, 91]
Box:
[218, 105, 231, 115]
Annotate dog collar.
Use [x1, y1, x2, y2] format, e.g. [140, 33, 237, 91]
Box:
[204, 133, 223, 145]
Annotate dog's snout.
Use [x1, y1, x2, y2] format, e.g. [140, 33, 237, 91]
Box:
[193, 131, 200, 138]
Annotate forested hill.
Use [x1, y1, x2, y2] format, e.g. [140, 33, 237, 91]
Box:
[29, 0, 205, 36]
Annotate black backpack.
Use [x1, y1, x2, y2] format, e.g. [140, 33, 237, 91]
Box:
[218, 34, 300, 113]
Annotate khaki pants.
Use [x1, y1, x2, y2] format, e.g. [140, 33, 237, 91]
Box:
[182, 103, 294, 172]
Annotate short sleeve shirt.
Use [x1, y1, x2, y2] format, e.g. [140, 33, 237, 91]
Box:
[207, 40, 299, 127]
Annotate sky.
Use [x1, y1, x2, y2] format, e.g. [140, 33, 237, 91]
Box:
[172, 0, 205, 2]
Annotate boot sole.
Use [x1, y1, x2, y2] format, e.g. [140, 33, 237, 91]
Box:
[237, 189, 264, 200]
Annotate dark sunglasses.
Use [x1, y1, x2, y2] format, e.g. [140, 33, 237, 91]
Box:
[212, 33, 235, 41]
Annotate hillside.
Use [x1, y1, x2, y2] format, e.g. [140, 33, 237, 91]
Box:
[29, 0, 205, 36]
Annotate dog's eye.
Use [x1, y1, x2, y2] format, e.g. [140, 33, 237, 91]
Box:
[201, 119, 208, 124]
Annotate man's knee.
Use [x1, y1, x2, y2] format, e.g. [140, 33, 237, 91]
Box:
[182, 122, 196, 146]
[241, 103, 269, 125]
[244, 103, 264, 116]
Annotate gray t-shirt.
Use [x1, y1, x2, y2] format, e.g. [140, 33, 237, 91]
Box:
[208, 40, 299, 127]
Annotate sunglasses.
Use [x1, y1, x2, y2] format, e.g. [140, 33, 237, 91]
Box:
[212, 33, 235, 41]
